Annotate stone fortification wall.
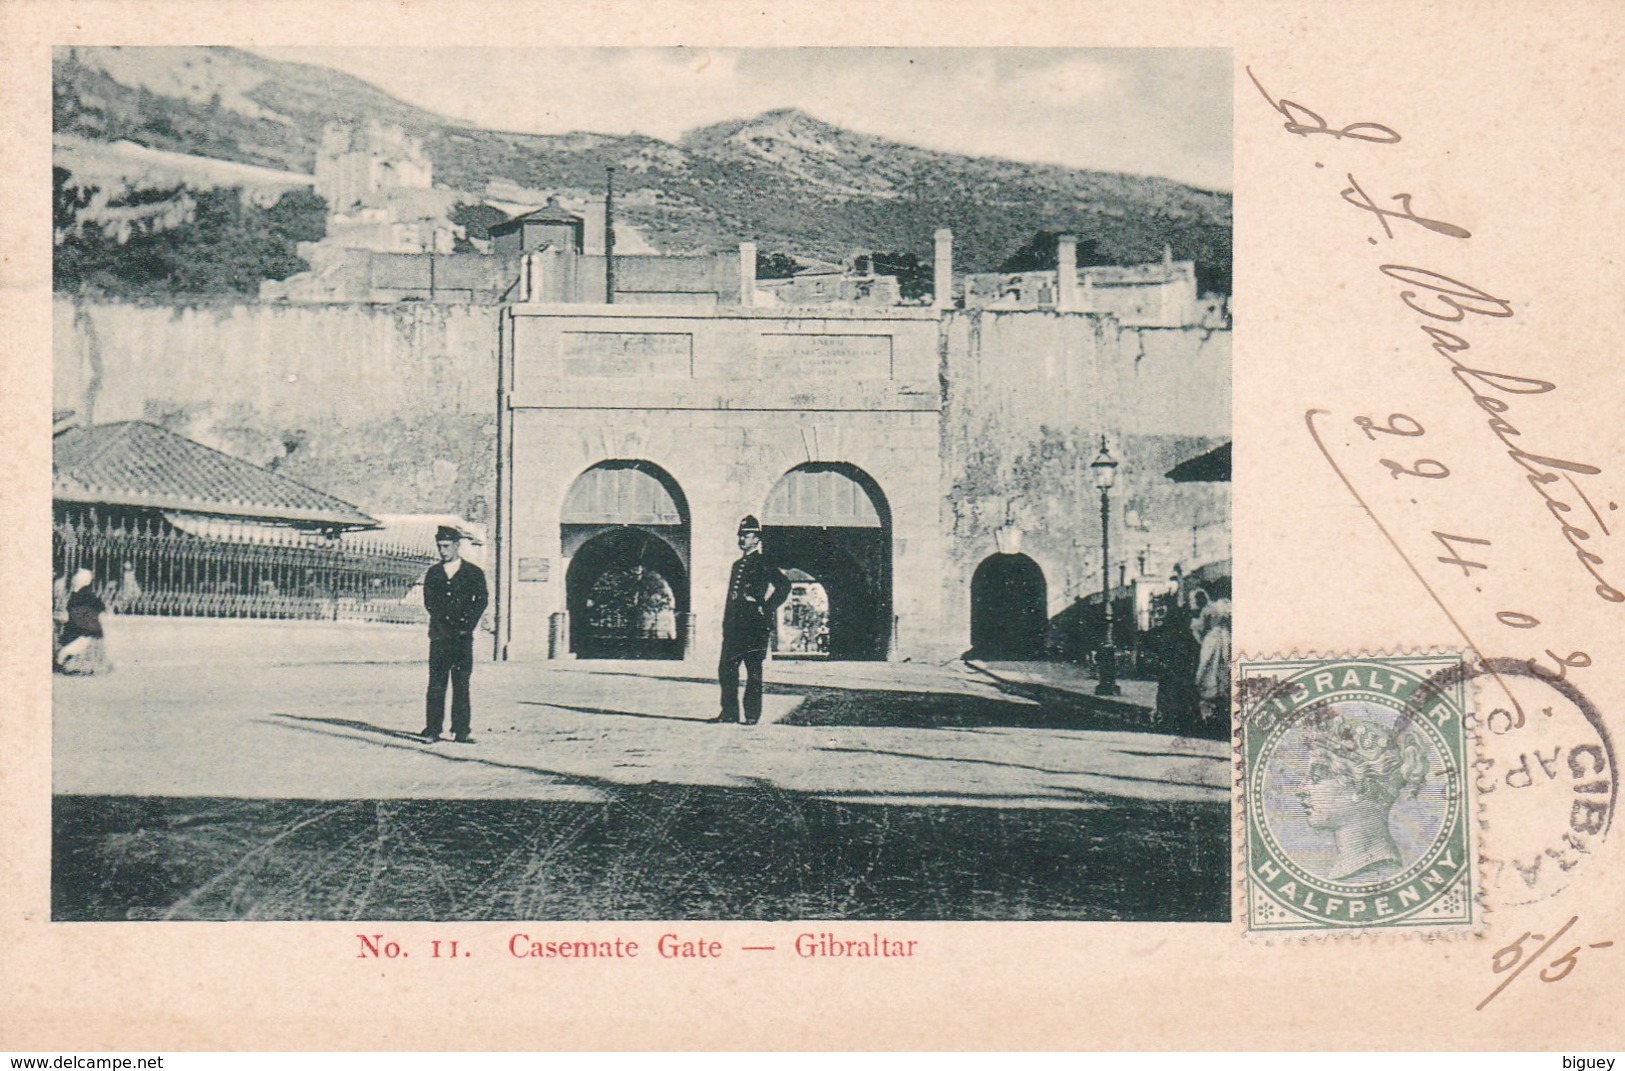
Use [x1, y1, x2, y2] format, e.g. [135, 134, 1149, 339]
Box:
[939, 310, 1230, 649]
[52, 298, 501, 520]
[52, 297, 1230, 660]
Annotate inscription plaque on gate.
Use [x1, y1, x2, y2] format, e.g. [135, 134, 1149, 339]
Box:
[562, 332, 693, 377]
[759, 333, 893, 379]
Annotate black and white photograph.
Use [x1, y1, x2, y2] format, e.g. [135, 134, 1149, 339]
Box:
[49, 45, 1233, 923]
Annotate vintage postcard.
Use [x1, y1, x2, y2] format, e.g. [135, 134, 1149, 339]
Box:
[1, 0, 1621, 1053]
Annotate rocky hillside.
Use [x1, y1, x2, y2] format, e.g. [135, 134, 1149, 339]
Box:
[54, 46, 1231, 289]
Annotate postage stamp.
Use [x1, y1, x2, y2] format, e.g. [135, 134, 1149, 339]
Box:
[1237, 653, 1477, 934]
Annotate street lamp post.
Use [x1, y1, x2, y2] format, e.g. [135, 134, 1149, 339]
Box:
[1090, 436, 1121, 697]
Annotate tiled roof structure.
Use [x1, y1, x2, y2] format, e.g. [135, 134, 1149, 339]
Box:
[488, 199, 582, 235]
[518, 203, 584, 223]
[53, 421, 378, 529]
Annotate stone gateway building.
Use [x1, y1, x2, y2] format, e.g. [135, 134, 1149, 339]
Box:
[498, 301, 944, 664]
[494, 231, 1230, 665]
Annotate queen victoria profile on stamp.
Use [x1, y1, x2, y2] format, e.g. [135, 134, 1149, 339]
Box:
[1296, 709, 1434, 882]
[1239, 654, 1476, 934]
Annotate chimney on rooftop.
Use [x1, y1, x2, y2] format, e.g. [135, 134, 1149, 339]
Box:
[581, 197, 606, 255]
[1056, 234, 1080, 312]
[738, 242, 757, 308]
[521, 249, 549, 303]
[933, 228, 954, 311]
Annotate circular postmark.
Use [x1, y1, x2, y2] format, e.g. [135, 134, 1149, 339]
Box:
[1239, 656, 1473, 931]
[1421, 656, 1615, 908]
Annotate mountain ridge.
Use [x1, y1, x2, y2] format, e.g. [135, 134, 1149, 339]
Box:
[54, 46, 1231, 286]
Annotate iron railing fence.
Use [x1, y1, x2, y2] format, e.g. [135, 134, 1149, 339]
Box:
[54, 513, 436, 624]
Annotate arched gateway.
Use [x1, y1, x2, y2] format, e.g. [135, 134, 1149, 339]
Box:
[970, 553, 1048, 659]
[761, 463, 891, 660]
[562, 461, 689, 659]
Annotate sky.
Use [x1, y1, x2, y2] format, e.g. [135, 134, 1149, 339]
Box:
[252, 47, 1232, 191]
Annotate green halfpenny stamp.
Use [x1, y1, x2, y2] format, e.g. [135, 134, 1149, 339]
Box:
[1239, 654, 1476, 933]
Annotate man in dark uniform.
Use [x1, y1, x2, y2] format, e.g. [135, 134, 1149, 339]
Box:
[421, 525, 489, 744]
[714, 515, 791, 725]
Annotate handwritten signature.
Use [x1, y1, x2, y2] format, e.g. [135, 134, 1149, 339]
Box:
[1249, 66, 1619, 719]
[1366, 262, 1621, 607]
[1246, 67, 1401, 144]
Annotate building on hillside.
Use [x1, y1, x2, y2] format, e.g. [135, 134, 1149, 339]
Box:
[755, 258, 904, 308]
[314, 120, 434, 214]
[490, 197, 586, 256]
[52, 418, 431, 621]
[264, 174, 719, 305]
[262, 120, 464, 301]
[484, 181, 657, 256]
[962, 240, 1222, 327]
[312, 121, 458, 255]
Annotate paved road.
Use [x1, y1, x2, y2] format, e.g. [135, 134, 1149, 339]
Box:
[53, 656, 1232, 921]
[54, 657, 1227, 806]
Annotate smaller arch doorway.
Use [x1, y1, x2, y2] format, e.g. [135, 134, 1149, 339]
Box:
[970, 553, 1048, 659]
